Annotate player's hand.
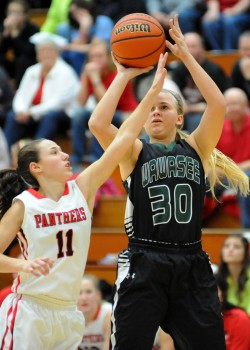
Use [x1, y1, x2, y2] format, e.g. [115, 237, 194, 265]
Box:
[21, 257, 54, 277]
[150, 52, 168, 93]
[111, 52, 154, 80]
[165, 15, 190, 60]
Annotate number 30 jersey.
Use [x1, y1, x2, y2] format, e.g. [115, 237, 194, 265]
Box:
[12, 180, 92, 305]
[123, 139, 206, 245]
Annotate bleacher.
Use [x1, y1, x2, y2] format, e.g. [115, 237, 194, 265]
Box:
[0, 8, 245, 290]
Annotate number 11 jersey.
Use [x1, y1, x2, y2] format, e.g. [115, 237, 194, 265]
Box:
[12, 180, 92, 306]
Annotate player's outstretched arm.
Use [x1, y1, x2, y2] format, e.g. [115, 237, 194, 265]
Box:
[0, 201, 54, 276]
[88, 54, 153, 151]
[77, 53, 168, 210]
[166, 15, 226, 162]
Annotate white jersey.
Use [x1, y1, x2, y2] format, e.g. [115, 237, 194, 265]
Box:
[12, 180, 92, 305]
[79, 302, 112, 350]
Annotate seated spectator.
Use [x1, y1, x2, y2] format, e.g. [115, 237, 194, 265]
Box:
[77, 275, 174, 350]
[77, 274, 112, 350]
[56, 0, 114, 75]
[40, 0, 72, 34]
[216, 233, 250, 316]
[231, 30, 250, 101]
[202, 0, 250, 51]
[3, 32, 80, 149]
[71, 39, 138, 165]
[0, 66, 14, 128]
[216, 273, 250, 350]
[0, 0, 39, 88]
[171, 32, 230, 133]
[145, 0, 206, 39]
[216, 88, 250, 228]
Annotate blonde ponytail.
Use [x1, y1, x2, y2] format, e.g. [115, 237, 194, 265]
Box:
[163, 89, 249, 200]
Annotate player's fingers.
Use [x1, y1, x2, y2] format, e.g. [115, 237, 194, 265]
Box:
[41, 257, 55, 268]
[169, 18, 184, 42]
[30, 259, 51, 276]
[162, 52, 168, 65]
[165, 39, 175, 52]
[38, 259, 52, 274]
[157, 52, 168, 69]
[143, 66, 154, 72]
[173, 14, 181, 31]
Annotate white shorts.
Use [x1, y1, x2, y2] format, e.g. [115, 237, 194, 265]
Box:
[0, 293, 85, 350]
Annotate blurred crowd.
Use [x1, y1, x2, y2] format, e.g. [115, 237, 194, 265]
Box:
[0, 0, 250, 228]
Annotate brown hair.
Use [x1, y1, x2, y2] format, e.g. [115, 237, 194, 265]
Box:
[0, 139, 44, 219]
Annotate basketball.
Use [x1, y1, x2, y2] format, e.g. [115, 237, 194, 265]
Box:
[110, 13, 166, 68]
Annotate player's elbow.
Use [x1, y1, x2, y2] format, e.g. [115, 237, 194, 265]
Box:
[88, 116, 100, 135]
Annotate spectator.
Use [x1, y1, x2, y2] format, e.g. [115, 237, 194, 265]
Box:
[231, 30, 250, 101]
[3, 32, 80, 149]
[216, 233, 250, 316]
[40, 0, 72, 34]
[70, 39, 138, 165]
[171, 31, 230, 132]
[0, 66, 14, 128]
[56, 0, 114, 75]
[145, 0, 206, 38]
[216, 87, 250, 228]
[216, 273, 250, 350]
[77, 274, 112, 350]
[202, 0, 250, 51]
[77, 276, 175, 350]
[0, 0, 39, 88]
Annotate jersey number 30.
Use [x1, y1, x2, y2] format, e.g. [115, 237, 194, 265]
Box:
[148, 184, 192, 225]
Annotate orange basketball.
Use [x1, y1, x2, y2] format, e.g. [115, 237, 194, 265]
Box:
[110, 13, 166, 68]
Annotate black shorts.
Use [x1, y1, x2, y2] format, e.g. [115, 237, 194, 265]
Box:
[110, 241, 225, 350]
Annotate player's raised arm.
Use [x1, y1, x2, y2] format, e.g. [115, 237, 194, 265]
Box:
[77, 53, 168, 203]
[88, 56, 153, 151]
[166, 15, 226, 161]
